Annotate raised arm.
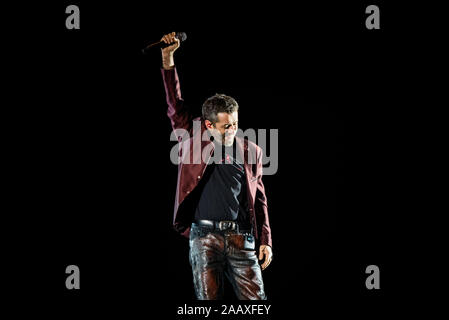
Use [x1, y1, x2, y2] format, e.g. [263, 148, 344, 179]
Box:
[160, 32, 192, 133]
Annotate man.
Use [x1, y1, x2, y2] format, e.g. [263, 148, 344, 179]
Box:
[160, 32, 273, 300]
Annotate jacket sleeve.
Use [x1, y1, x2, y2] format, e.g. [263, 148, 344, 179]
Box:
[161, 66, 193, 133]
[254, 147, 273, 248]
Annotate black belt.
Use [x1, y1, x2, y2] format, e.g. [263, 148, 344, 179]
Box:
[193, 219, 251, 233]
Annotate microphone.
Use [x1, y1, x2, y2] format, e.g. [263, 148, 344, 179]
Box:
[142, 32, 187, 54]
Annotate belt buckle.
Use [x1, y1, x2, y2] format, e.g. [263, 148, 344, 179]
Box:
[218, 221, 236, 231]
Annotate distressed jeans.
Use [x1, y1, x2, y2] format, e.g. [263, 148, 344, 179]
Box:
[189, 223, 266, 300]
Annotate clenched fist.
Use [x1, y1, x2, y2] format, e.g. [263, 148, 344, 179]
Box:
[161, 32, 180, 70]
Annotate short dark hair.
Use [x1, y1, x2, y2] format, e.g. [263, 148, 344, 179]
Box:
[202, 93, 239, 124]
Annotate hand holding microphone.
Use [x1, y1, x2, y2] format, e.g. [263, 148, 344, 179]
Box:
[142, 32, 187, 70]
[160, 32, 182, 55]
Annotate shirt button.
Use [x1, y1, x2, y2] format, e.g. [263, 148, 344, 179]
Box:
[186, 190, 190, 194]
[198, 176, 201, 179]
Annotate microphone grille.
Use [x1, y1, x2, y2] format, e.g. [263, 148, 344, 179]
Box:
[176, 32, 187, 42]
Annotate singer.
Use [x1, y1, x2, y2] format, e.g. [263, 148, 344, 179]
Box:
[159, 32, 273, 300]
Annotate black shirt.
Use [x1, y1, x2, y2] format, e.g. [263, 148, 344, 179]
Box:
[194, 139, 249, 224]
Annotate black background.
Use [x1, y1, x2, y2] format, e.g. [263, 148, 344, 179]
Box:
[5, 0, 418, 318]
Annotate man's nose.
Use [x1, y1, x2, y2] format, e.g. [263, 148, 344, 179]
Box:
[227, 124, 237, 133]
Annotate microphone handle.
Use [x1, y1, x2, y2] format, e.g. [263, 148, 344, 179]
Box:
[142, 40, 176, 54]
[142, 33, 185, 54]
[146, 41, 163, 49]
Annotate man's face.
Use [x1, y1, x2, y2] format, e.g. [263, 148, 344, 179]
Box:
[206, 111, 238, 147]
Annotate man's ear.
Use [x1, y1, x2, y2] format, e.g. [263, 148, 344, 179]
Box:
[205, 120, 213, 129]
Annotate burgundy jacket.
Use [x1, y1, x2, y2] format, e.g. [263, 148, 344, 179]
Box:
[162, 67, 272, 247]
